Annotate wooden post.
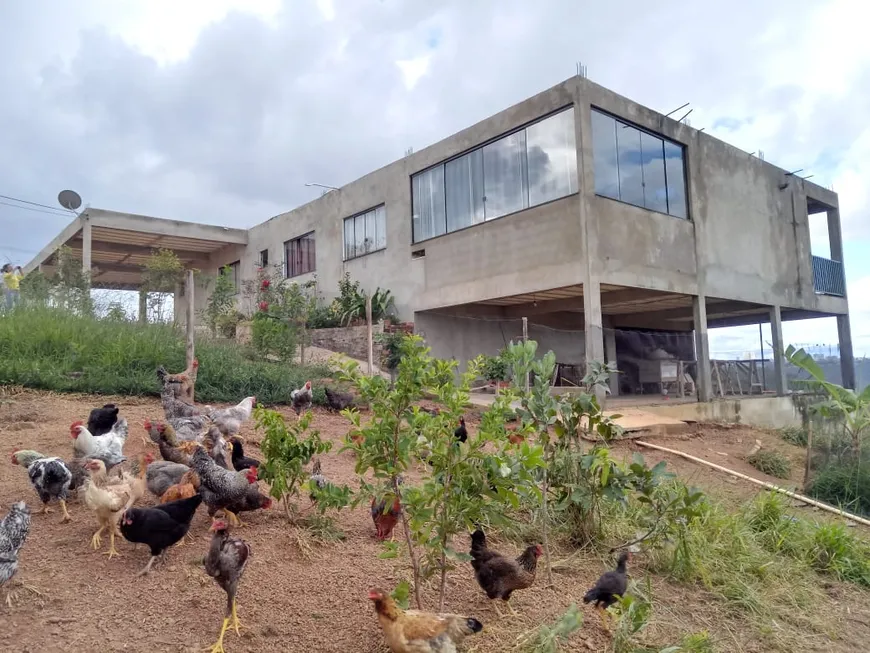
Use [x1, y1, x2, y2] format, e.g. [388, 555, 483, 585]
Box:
[299, 317, 307, 367]
[803, 420, 814, 493]
[522, 317, 529, 393]
[185, 269, 195, 371]
[366, 293, 374, 377]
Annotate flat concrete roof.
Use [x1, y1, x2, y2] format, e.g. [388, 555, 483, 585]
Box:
[23, 208, 248, 290]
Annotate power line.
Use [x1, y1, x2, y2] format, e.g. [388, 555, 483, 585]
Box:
[0, 200, 74, 218]
[0, 193, 74, 214]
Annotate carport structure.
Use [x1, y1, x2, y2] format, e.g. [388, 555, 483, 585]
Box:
[23, 208, 248, 290]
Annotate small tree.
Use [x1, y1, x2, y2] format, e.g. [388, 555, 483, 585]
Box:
[53, 245, 92, 315]
[203, 265, 237, 337]
[254, 406, 338, 521]
[249, 264, 315, 360]
[141, 249, 185, 323]
[339, 335, 544, 610]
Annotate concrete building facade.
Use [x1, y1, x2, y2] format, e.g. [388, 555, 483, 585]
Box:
[25, 76, 855, 400]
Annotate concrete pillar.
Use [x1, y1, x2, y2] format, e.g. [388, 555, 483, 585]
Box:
[827, 208, 844, 261]
[603, 323, 619, 396]
[583, 278, 605, 401]
[692, 296, 712, 402]
[837, 314, 856, 389]
[138, 290, 148, 324]
[769, 305, 787, 396]
[81, 218, 92, 279]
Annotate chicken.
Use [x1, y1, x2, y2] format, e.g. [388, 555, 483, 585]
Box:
[157, 357, 199, 404]
[87, 403, 119, 436]
[469, 529, 542, 616]
[168, 415, 209, 442]
[82, 460, 131, 558]
[583, 551, 631, 629]
[324, 386, 354, 412]
[119, 494, 204, 576]
[229, 437, 260, 472]
[204, 427, 230, 469]
[146, 460, 190, 497]
[208, 397, 256, 438]
[454, 417, 468, 444]
[290, 381, 313, 415]
[20, 455, 74, 523]
[13, 449, 92, 502]
[158, 367, 205, 422]
[70, 418, 128, 469]
[0, 501, 35, 607]
[368, 588, 483, 653]
[308, 458, 328, 503]
[204, 518, 251, 653]
[160, 469, 200, 504]
[123, 452, 155, 511]
[146, 421, 191, 465]
[190, 447, 259, 528]
[371, 476, 404, 541]
[209, 485, 272, 526]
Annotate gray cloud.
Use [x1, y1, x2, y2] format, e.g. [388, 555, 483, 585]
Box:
[1, 0, 866, 266]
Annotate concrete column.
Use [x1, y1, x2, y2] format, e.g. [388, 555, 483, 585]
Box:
[769, 305, 787, 396]
[837, 314, 856, 389]
[692, 296, 712, 402]
[81, 218, 92, 279]
[603, 323, 619, 396]
[827, 208, 844, 261]
[583, 278, 605, 401]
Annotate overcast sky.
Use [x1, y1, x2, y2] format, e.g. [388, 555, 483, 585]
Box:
[0, 0, 867, 359]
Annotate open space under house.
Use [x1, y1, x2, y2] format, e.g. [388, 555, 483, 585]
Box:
[25, 75, 856, 407]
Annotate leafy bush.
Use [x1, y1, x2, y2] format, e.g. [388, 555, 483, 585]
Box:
[517, 603, 583, 652]
[0, 305, 329, 404]
[479, 352, 508, 383]
[250, 265, 313, 360]
[747, 450, 792, 479]
[780, 426, 809, 447]
[202, 265, 237, 337]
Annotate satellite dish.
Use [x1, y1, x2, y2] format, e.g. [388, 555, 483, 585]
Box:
[58, 189, 82, 211]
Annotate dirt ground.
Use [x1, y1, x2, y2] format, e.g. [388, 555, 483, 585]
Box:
[0, 389, 868, 653]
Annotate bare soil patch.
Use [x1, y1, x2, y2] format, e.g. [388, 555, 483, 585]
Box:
[0, 391, 867, 652]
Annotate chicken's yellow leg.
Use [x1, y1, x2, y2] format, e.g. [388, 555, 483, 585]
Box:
[231, 600, 244, 635]
[60, 500, 72, 523]
[91, 524, 105, 549]
[103, 529, 120, 559]
[205, 617, 230, 653]
[505, 598, 519, 616]
[38, 503, 52, 515]
[225, 509, 243, 527]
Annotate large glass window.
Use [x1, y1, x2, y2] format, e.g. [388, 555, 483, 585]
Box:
[591, 108, 688, 219]
[285, 232, 315, 278]
[344, 205, 387, 260]
[445, 150, 485, 232]
[412, 165, 446, 242]
[411, 106, 578, 243]
[526, 107, 578, 206]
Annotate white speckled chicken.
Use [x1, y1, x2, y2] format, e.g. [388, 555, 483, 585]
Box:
[0, 501, 34, 607]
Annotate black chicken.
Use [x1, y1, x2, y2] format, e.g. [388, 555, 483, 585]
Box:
[87, 404, 119, 436]
[205, 517, 250, 653]
[119, 494, 203, 576]
[454, 417, 468, 444]
[229, 437, 260, 472]
[583, 551, 631, 628]
[324, 386, 354, 412]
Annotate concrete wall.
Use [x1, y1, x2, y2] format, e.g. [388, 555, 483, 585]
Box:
[638, 395, 803, 430]
[185, 75, 849, 341]
[416, 311, 585, 372]
[308, 323, 384, 361]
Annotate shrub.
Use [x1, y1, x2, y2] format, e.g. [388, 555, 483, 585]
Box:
[746, 450, 792, 479]
[0, 305, 329, 405]
[780, 426, 809, 447]
[806, 461, 870, 517]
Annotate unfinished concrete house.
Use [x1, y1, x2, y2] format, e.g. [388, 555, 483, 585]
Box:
[25, 76, 855, 404]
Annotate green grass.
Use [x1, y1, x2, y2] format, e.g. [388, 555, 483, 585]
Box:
[747, 450, 792, 479]
[780, 426, 809, 447]
[807, 462, 870, 518]
[0, 306, 330, 405]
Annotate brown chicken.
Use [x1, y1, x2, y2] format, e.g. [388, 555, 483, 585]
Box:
[371, 476, 404, 541]
[469, 529, 542, 616]
[157, 358, 198, 404]
[145, 421, 192, 466]
[368, 588, 483, 653]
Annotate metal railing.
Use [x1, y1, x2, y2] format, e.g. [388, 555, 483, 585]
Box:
[812, 255, 846, 297]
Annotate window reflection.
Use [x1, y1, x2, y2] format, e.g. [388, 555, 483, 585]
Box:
[591, 108, 688, 219]
[411, 106, 578, 243]
[344, 205, 388, 260]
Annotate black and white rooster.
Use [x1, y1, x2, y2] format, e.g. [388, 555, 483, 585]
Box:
[11, 451, 75, 523]
[0, 501, 34, 607]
